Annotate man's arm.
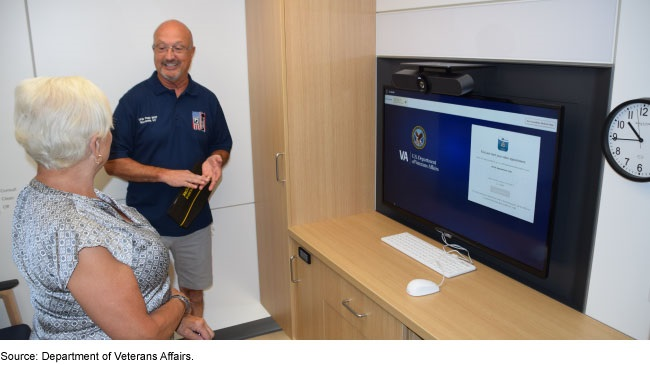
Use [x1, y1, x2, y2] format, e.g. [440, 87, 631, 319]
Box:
[211, 149, 230, 166]
[105, 157, 210, 190]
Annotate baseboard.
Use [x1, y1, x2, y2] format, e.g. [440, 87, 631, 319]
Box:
[212, 317, 282, 340]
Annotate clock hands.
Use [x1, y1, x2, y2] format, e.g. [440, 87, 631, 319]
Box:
[613, 136, 642, 142]
[612, 121, 644, 142]
[627, 122, 644, 143]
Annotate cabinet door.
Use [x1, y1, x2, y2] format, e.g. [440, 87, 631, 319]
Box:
[322, 264, 404, 339]
[284, 0, 376, 225]
[291, 243, 324, 339]
[246, 0, 376, 339]
[245, 0, 292, 337]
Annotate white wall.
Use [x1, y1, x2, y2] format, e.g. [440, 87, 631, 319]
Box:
[0, 0, 267, 331]
[587, 0, 650, 340]
[0, 0, 38, 329]
[377, 0, 617, 64]
[377, 0, 649, 339]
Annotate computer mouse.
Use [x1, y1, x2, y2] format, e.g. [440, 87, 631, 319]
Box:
[406, 278, 440, 296]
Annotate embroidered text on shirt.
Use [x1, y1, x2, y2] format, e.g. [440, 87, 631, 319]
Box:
[138, 116, 158, 124]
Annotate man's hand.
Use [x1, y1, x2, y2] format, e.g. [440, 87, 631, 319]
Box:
[201, 154, 224, 191]
[163, 169, 211, 190]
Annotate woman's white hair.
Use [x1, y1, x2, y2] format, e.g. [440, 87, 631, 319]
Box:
[14, 76, 113, 170]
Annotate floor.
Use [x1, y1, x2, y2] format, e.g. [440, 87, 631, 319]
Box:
[248, 330, 291, 340]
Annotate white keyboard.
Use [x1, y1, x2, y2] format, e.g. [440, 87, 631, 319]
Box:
[381, 232, 476, 278]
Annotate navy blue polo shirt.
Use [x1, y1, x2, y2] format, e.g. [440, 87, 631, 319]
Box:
[109, 72, 233, 236]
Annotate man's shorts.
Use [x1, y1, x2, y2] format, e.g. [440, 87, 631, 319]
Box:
[161, 225, 213, 290]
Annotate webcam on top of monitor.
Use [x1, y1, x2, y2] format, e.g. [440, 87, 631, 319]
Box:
[391, 62, 488, 96]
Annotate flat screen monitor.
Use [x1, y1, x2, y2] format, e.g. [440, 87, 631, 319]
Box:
[379, 86, 563, 277]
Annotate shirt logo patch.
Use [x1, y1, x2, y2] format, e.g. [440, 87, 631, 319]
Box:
[192, 111, 206, 132]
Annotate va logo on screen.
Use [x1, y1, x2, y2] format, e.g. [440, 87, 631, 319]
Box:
[412, 126, 426, 150]
[498, 137, 509, 152]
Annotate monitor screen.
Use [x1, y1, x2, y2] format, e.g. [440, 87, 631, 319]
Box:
[380, 86, 563, 277]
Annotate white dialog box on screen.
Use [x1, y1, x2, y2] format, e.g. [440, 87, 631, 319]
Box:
[468, 125, 541, 223]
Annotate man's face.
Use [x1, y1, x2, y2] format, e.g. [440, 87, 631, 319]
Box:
[153, 23, 195, 83]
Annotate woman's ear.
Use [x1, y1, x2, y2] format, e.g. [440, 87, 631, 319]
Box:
[89, 135, 100, 155]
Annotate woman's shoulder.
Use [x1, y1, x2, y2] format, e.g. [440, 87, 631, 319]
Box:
[15, 180, 77, 223]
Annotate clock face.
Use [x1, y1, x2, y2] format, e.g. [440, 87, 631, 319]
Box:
[602, 98, 650, 181]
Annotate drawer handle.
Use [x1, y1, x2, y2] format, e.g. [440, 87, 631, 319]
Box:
[341, 299, 368, 318]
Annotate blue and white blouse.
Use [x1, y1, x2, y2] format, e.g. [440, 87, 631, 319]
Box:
[12, 179, 171, 340]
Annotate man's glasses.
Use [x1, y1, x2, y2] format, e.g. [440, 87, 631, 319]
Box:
[152, 43, 192, 54]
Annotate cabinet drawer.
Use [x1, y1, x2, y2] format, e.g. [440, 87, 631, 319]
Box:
[322, 265, 403, 339]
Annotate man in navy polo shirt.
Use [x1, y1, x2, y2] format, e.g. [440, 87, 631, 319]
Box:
[106, 19, 232, 318]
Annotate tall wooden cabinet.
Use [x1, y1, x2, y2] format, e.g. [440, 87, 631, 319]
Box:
[245, 0, 376, 338]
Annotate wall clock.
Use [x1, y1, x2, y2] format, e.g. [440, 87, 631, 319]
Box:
[602, 98, 650, 182]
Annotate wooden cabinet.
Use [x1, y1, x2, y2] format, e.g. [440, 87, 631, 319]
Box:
[245, 0, 291, 336]
[290, 240, 405, 340]
[245, 0, 376, 338]
[321, 261, 404, 339]
[289, 213, 631, 340]
[288, 212, 627, 339]
[245, 0, 628, 341]
[290, 242, 324, 340]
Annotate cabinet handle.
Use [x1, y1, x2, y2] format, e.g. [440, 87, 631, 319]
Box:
[290, 255, 300, 283]
[341, 299, 368, 318]
[275, 152, 286, 183]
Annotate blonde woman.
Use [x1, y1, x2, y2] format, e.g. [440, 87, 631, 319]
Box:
[12, 76, 213, 340]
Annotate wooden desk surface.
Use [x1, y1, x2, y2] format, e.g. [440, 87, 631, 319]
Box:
[288, 212, 630, 339]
